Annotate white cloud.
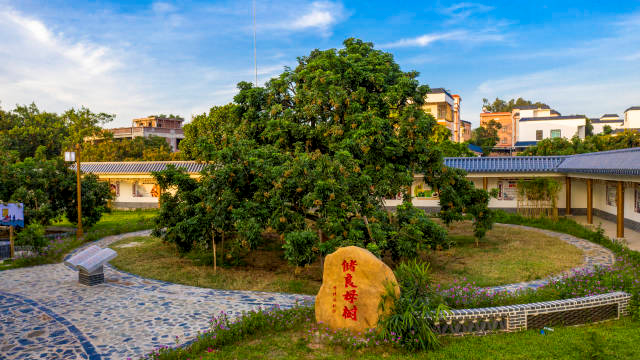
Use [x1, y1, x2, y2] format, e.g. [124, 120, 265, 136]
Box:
[266, 1, 347, 36]
[381, 29, 504, 48]
[152, 1, 176, 14]
[442, 2, 494, 23]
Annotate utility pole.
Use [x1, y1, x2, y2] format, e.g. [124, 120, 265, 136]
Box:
[253, 0, 258, 86]
[75, 143, 83, 239]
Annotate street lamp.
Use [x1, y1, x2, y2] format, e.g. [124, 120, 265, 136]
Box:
[64, 144, 82, 239]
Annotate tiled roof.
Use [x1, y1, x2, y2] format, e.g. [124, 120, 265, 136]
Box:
[520, 115, 587, 122]
[590, 118, 623, 124]
[74, 161, 206, 174]
[428, 87, 453, 98]
[444, 156, 567, 173]
[556, 148, 640, 176]
[551, 110, 561, 115]
[625, 106, 640, 112]
[601, 114, 619, 118]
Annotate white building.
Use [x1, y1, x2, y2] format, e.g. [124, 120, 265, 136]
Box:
[590, 114, 623, 134]
[624, 107, 640, 129]
[517, 115, 587, 142]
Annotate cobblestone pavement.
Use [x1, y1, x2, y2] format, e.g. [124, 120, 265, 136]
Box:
[486, 224, 615, 293]
[0, 231, 313, 360]
[0, 225, 616, 359]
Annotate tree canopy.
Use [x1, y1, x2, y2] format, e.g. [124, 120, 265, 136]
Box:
[155, 38, 493, 266]
[519, 131, 640, 156]
[482, 97, 549, 113]
[470, 120, 502, 155]
[82, 135, 174, 161]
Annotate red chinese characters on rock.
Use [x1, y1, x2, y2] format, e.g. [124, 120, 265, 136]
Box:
[332, 285, 337, 313]
[341, 259, 358, 321]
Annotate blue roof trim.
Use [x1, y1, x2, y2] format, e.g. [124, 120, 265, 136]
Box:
[514, 141, 538, 147]
[467, 143, 483, 153]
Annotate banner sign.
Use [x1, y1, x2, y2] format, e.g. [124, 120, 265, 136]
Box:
[0, 203, 24, 228]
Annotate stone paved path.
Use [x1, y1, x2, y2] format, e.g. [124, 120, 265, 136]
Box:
[0, 231, 313, 360]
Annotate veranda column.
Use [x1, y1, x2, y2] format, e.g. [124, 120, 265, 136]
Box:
[587, 179, 593, 224]
[565, 177, 571, 216]
[483, 177, 488, 191]
[617, 181, 624, 238]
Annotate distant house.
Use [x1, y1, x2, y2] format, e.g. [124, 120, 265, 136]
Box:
[624, 106, 640, 130]
[460, 120, 472, 142]
[98, 116, 185, 152]
[518, 115, 588, 142]
[590, 114, 623, 134]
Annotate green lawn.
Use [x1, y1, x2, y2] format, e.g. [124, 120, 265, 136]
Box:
[109, 221, 583, 295]
[197, 318, 640, 360]
[0, 210, 157, 271]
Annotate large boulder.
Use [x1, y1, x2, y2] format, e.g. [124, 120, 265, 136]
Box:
[315, 246, 399, 333]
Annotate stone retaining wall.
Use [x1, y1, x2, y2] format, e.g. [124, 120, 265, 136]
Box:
[434, 291, 630, 335]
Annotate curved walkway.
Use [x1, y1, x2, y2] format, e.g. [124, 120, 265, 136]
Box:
[0, 231, 313, 360]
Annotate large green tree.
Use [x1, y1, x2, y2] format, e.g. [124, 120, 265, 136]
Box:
[155, 39, 493, 266]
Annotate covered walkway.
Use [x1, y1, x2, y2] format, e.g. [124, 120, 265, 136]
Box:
[568, 215, 640, 252]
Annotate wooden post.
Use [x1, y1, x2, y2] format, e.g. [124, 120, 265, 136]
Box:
[75, 144, 83, 239]
[565, 177, 571, 216]
[617, 181, 624, 238]
[483, 177, 488, 191]
[9, 226, 14, 258]
[587, 179, 593, 224]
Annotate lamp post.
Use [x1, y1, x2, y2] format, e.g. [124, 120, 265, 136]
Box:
[65, 145, 83, 239]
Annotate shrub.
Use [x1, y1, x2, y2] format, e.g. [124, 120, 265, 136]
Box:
[378, 260, 448, 350]
[16, 223, 47, 254]
[283, 230, 319, 266]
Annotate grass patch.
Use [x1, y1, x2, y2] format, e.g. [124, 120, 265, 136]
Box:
[110, 221, 583, 294]
[186, 317, 640, 360]
[428, 222, 583, 287]
[0, 210, 157, 271]
[110, 236, 322, 294]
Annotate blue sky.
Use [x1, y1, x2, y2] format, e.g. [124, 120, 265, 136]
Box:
[1, 1, 640, 127]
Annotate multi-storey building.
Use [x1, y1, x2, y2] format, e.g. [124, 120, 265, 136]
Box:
[460, 120, 472, 142]
[423, 88, 463, 142]
[479, 111, 514, 147]
[590, 114, 623, 134]
[107, 116, 185, 152]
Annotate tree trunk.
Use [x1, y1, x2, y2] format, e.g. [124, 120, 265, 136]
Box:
[363, 215, 374, 241]
[212, 231, 217, 274]
[221, 231, 225, 266]
[318, 228, 323, 272]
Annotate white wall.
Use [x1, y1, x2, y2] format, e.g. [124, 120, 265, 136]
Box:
[592, 122, 623, 135]
[113, 180, 159, 204]
[518, 118, 586, 142]
[624, 109, 640, 128]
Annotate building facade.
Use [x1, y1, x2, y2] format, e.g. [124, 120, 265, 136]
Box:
[479, 112, 514, 147]
[518, 115, 588, 142]
[78, 148, 640, 237]
[424, 88, 464, 143]
[107, 116, 185, 152]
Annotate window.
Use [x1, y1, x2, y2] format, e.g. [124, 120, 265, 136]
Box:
[550, 129, 561, 138]
[536, 130, 543, 140]
[606, 183, 617, 207]
[635, 185, 640, 214]
[501, 138, 507, 144]
[497, 180, 517, 200]
[437, 105, 446, 119]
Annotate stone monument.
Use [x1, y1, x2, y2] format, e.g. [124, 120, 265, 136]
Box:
[315, 246, 399, 333]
